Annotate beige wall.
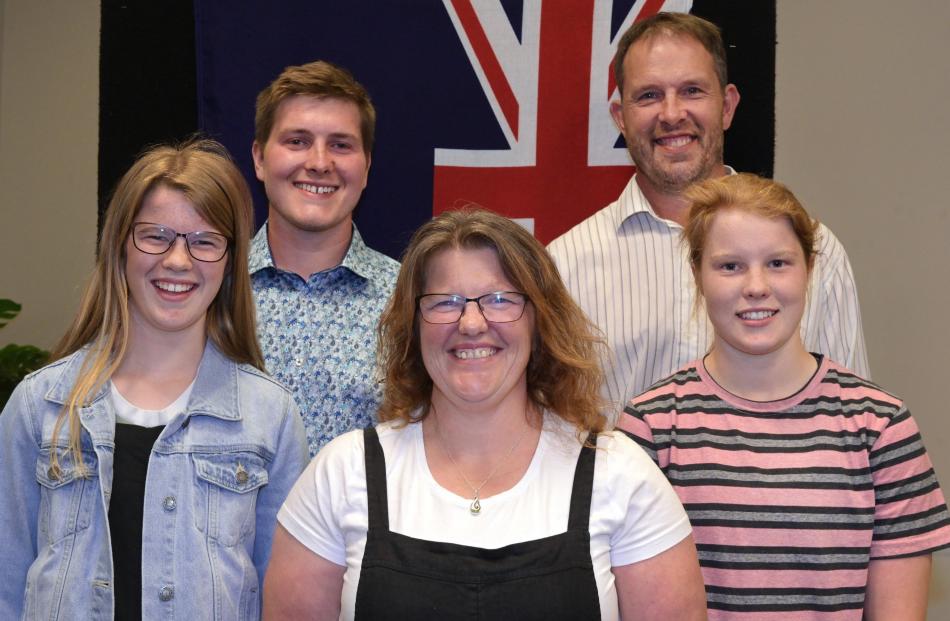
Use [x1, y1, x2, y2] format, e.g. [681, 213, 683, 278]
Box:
[0, 0, 99, 350]
[1, 0, 947, 614]
[775, 0, 950, 616]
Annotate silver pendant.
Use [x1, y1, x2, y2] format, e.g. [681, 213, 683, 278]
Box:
[470, 496, 481, 515]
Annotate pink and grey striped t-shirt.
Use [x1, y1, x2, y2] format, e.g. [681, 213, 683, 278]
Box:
[620, 356, 950, 620]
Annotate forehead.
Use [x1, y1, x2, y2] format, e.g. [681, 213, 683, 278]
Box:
[269, 95, 363, 140]
[423, 246, 513, 291]
[704, 207, 800, 253]
[622, 33, 718, 89]
[137, 185, 214, 231]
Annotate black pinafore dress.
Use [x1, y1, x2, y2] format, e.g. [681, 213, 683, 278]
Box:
[353, 427, 602, 620]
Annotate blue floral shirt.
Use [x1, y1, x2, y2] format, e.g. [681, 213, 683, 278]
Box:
[250, 223, 399, 456]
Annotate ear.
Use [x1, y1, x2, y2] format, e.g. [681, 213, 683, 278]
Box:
[721, 84, 740, 131]
[609, 100, 626, 134]
[251, 141, 265, 182]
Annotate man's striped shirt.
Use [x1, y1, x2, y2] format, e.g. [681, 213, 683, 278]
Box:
[619, 357, 950, 620]
[547, 173, 869, 414]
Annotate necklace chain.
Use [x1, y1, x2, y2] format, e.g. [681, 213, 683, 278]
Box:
[433, 404, 531, 516]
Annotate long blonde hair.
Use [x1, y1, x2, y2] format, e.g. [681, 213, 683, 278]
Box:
[377, 208, 607, 435]
[49, 138, 262, 476]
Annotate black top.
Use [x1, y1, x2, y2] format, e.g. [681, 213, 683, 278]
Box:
[354, 427, 602, 620]
[108, 423, 164, 621]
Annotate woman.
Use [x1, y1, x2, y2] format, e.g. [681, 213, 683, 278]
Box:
[620, 173, 950, 620]
[0, 139, 308, 620]
[264, 208, 707, 620]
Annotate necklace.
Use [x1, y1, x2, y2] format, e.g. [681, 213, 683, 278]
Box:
[433, 404, 532, 516]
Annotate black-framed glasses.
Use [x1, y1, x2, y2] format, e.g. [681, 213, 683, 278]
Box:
[131, 222, 230, 263]
[417, 291, 529, 324]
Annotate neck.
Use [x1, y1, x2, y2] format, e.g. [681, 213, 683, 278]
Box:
[266, 213, 353, 278]
[635, 164, 730, 226]
[426, 388, 539, 456]
[704, 340, 818, 402]
[114, 319, 206, 408]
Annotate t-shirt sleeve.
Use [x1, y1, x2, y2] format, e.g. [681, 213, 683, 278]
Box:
[617, 404, 660, 466]
[277, 429, 366, 566]
[601, 432, 692, 567]
[869, 406, 950, 558]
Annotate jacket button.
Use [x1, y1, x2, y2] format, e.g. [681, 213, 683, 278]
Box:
[47, 466, 61, 481]
[236, 468, 249, 485]
[159, 585, 175, 601]
[162, 496, 177, 512]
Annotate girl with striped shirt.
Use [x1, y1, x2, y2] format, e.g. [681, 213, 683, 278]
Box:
[620, 173, 950, 620]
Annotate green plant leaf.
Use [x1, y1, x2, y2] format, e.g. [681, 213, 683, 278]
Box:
[0, 299, 22, 329]
[0, 343, 50, 410]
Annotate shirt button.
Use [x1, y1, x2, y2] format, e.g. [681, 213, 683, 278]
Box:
[162, 496, 177, 512]
[295, 358, 303, 367]
[159, 585, 175, 602]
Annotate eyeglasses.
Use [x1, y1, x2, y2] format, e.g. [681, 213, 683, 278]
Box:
[131, 222, 230, 263]
[417, 291, 529, 324]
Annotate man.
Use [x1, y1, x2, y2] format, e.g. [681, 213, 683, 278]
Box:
[548, 12, 868, 410]
[250, 60, 399, 455]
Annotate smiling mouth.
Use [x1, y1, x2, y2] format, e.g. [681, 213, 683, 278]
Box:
[155, 281, 195, 294]
[295, 182, 338, 195]
[453, 347, 497, 360]
[654, 135, 695, 148]
[737, 310, 776, 320]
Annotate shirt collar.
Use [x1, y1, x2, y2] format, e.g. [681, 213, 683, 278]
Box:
[248, 220, 376, 281]
[46, 341, 241, 422]
[614, 166, 736, 231]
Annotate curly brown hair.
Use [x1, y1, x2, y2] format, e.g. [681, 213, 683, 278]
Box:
[377, 209, 607, 434]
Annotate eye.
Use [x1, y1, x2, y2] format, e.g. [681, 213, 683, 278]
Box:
[635, 90, 660, 103]
[330, 140, 356, 152]
[682, 86, 705, 98]
[423, 295, 464, 313]
[138, 226, 173, 243]
[720, 262, 739, 272]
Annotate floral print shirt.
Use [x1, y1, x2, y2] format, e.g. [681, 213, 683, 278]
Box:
[250, 223, 399, 456]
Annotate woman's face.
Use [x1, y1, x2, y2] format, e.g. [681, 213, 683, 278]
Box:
[419, 246, 535, 411]
[124, 185, 227, 344]
[699, 207, 809, 363]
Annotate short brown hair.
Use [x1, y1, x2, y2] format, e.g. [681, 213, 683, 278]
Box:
[254, 60, 376, 155]
[613, 12, 728, 97]
[377, 208, 607, 434]
[683, 173, 819, 276]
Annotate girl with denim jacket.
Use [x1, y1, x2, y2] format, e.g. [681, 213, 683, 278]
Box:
[0, 139, 308, 620]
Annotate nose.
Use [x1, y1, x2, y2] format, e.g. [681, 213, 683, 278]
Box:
[743, 267, 770, 298]
[162, 236, 193, 270]
[457, 301, 488, 335]
[306, 143, 333, 174]
[658, 93, 686, 126]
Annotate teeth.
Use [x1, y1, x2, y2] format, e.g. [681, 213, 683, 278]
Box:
[739, 310, 775, 320]
[454, 347, 496, 360]
[657, 135, 692, 147]
[296, 182, 336, 194]
[155, 281, 194, 293]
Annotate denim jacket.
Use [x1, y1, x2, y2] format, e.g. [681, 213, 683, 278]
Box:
[0, 342, 309, 620]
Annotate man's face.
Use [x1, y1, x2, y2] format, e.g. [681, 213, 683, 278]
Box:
[252, 95, 370, 240]
[610, 34, 739, 195]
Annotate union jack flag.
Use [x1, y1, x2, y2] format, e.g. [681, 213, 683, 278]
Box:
[192, 0, 772, 257]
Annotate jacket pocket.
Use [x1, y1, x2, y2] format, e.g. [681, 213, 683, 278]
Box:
[34, 449, 99, 544]
[193, 452, 269, 547]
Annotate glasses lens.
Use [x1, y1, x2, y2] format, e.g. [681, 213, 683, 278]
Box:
[479, 292, 526, 322]
[133, 224, 175, 254]
[186, 231, 228, 262]
[419, 294, 465, 324]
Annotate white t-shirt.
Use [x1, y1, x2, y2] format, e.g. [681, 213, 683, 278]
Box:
[109, 379, 194, 427]
[279, 415, 691, 620]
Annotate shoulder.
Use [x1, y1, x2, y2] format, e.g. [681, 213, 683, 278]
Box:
[234, 362, 297, 404]
[629, 363, 704, 409]
[547, 202, 619, 263]
[817, 360, 904, 413]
